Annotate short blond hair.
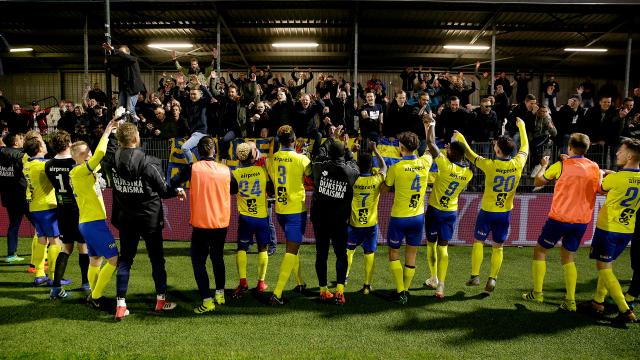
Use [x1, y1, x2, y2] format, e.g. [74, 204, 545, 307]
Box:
[236, 142, 252, 162]
[116, 123, 139, 147]
[569, 133, 590, 155]
[70, 141, 89, 157]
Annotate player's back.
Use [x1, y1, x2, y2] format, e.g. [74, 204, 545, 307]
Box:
[548, 156, 600, 224]
[350, 172, 385, 227]
[386, 154, 433, 218]
[597, 169, 640, 233]
[428, 153, 473, 211]
[232, 164, 268, 218]
[24, 157, 56, 212]
[269, 149, 310, 215]
[477, 154, 526, 212]
[45, 157, 78, 210]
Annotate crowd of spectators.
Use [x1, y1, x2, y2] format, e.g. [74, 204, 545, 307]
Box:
[1, 49, 639, 171]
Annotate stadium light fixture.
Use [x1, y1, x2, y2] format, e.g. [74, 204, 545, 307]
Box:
[564, 47, 608, 53]
[9, 48, 33, 52]
[272, 42, 319, 48]
[148, 43, 193, 49]
[443, 44, 490, 50]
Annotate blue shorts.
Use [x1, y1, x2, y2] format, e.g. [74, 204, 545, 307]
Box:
[347, 225, 378, 253]
[425, 206, 457, 242]
[31, 209, 59, 238]
[589, 228, 632, 262]
[387, 215, 424, 249]
[537, 218, 588, 252]
[475, 210, 512, 243]
[238, 215, 270, 248]
[276, 212, 307, 244]
[78, 220, 118, 258]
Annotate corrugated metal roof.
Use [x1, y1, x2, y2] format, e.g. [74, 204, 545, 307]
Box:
[0, 0, 636, 71]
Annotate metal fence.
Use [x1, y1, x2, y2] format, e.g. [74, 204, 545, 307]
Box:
[136, 137, 611, 194]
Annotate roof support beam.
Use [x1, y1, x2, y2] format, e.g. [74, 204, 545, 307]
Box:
[213, 3, 248, 67]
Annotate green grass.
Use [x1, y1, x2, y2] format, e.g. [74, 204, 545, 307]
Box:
[0, 237, 638, 359]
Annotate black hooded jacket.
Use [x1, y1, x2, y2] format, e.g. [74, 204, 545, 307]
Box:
[110, 147, 177, 233]
[310, 139, 359, 224]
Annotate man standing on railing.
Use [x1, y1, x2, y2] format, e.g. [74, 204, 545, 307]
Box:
[454, 117, 528, 293]
[101, 43, 146, 120]
[109, 122, 179, 320]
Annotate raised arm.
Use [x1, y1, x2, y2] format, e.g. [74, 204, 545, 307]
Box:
[515, 117, 529, 156]
[371, 142, 387, 175]
[423, 112, 439, 157]
[453, 130, 481, 163]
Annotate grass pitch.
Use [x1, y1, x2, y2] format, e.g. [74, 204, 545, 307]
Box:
[0, 238, 638, 359]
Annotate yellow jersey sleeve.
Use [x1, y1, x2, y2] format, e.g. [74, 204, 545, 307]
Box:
[232, 166, 268, 218]
[350, 173, 385, 227]
[474, 157, 491, 172]
[428, 154, 472, 211]
[543, 161, 562, 181]
[596, 170, 640, 233]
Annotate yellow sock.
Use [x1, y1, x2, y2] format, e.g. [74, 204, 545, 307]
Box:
[403, 266, 416, 291]
[236, 250, 247, 280]
[30, 234, 38, 266]
[489, 247, 503, 279]
[389, 260, 404, 293]
[625, 293, 635, 303]
[336, 283, 344, 293]
[32, 241, 47, 277]
[562, 262, 577, 301]
[47, 244, 61, 280]
[273, 253, 296, 298]
[88, 265, 100, 291]
[320, 286, 329, 293]
[91, 262, 116, 299]
[257, 251, 268, 281]
[600, 268, 629, 313]
[594, 274, 608, 303]
[346, 249, 356, 278]
[471, 242, 483, 276]
[363, 253, 375, 285]
[427, 242, 438, 278]
[293, 254, 304, 286]
[532, 260, 546, 294]
[436, 245, 449, 282]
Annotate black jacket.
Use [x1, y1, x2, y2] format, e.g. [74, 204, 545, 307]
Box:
[109, 147, 177, 233]
[182, 85, 213, 134]
[111, 49, 146, 96]
[0, 146, 26, 204]
[310, 139, 359, 224]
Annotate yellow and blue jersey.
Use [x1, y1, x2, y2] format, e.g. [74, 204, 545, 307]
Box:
[428, 151, 473, 212]
[597, 169, 640, 234]
[268, 148, 312, 215]
[474, 153, 527, 212]
[350, 171, 385, 227]
[232, 165, 268, 218]
[23, 157, 56, 212]
[385, 153, 433, 218]
[70, 136, 109, 224]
